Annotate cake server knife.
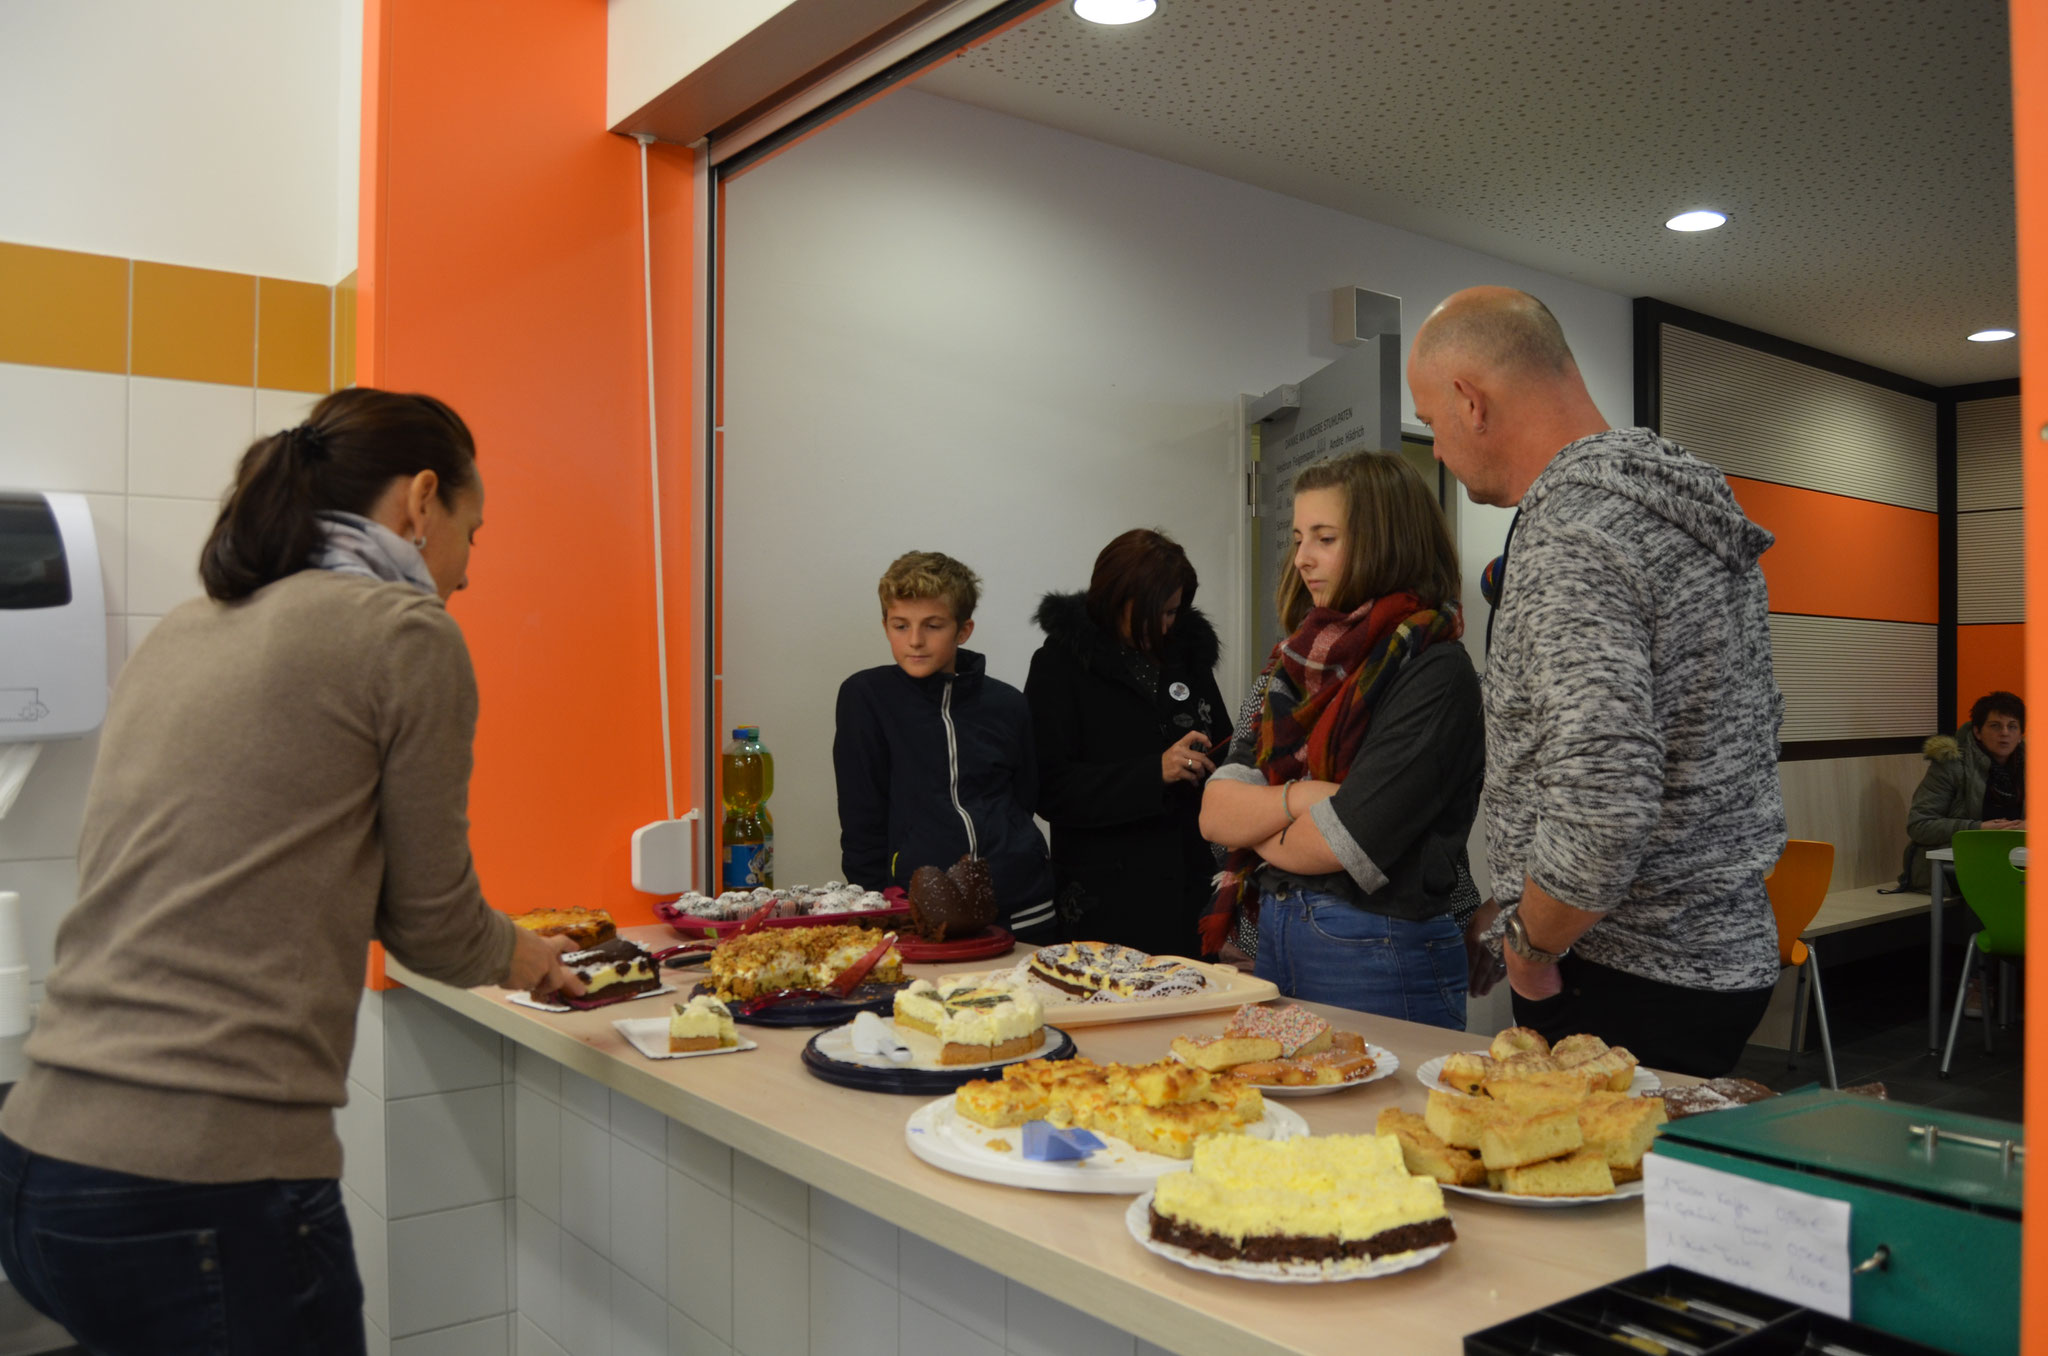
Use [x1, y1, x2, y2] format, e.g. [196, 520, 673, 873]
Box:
[827, 932, 899, 997]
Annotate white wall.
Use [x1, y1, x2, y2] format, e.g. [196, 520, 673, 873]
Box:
[722, 89, 1633, 890]
[607, 0, 803, 127]
[0, 0, 358, 283]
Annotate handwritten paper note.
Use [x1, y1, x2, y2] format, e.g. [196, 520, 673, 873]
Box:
[1644, 1154, 1854, 1318]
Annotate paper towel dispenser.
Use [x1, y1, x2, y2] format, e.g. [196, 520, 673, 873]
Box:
[0, 491, 107, 741]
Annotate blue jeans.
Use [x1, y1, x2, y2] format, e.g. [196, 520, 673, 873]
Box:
[0, 1135, 365, 1356]
[1254, 886, 1468, 1030]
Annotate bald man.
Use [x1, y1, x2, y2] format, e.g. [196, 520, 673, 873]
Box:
[1409, 286, 1785, 1078]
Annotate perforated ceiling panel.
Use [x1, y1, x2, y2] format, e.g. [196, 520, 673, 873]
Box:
[921, 0, 2016, 386]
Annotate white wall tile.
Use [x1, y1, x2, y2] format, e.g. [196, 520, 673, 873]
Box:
[609, 1139, 667, 1295]
[386, 1086, 507, 1219]
[0, 362, 126, 494]
[1004, 1283, 1135, 1356]
[611, 1269, 668, 1356]
[352, 990, 387, 1099]
[809, 1191, 896, 1288]
[256, 387, 321, 438]
[514, 1202, 562, 1346]
[516, 1316, 568, 1356]
[391, 1314, 509, 1356]
[80, 491, 126, 613]
[897, 1233, 1004, 1347]
[1136, 1343, 1175, 1356]
[337, 1080, 389, 1214]
[731, 1153, 806, 1237]
[387, 1200, 511, 1338]
[514, 1085, 562, 1221]
[386, 990, 507, 1098]
[125, 495, 213, 615]
[667, 1120, 731, 1193]
[127, 376, 253, 500]
[560, 1106, 611, 1255]
[561, 1232, 614, 1356]
[0, 856, 77, 986]
[666, 1169, 732, 1344]
[900, 1297, 1002, 1356]
[366, 1318, 392, 1356]
[668, 1307, 732, 1356]
[807, 1249, 896, 1356]
[344, 1182, 390, 1336]
[731, 1207, 807, 1356]
[0, 732, 95, 863]
[560, 1067, 611, 1128]
[611, 1091, 666, 1162]
[514, 1043, 560, 1101]
[124, 614, 160, 660]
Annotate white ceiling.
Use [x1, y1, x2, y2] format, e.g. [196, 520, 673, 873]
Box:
[919, 0, 2018, 388]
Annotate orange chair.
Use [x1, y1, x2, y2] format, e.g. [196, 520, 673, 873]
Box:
[1765, 839, 1838, 1089]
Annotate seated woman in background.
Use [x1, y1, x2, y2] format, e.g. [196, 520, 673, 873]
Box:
[1903, 690, 2026, 888]
[1026, 529, 1232, 956]
[1198, 451, 1482, 1028]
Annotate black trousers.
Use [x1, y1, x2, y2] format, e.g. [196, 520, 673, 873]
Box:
[1510, 955, 1774, 1078]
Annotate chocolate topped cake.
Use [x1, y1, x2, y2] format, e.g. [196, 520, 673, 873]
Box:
[907, 855, 997, 941]
[558, 937, 660, 1002]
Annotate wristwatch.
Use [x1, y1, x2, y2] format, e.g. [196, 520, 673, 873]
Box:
[1503, 911, 1570, 966]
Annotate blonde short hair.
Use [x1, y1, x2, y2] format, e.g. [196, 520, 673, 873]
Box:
[878, 551, 981, 623]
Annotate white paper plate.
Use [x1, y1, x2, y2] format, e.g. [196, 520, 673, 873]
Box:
[1439, 1176, 1645, 1208]
[612, 1017, 757, 1061]
[811, 1021, 1068, 1072]
[1124, 1190, 1451, 1282]
[1414, 1052, 1660, 1097]
[904, 1098, 1310, 1194]
[1170, 1043, 1402, 1097]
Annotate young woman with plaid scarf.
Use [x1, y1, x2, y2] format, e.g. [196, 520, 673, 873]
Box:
[1198, 452, 1483, 1028]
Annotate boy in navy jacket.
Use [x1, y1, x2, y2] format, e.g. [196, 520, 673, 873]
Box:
[833, 552, 1056, 941]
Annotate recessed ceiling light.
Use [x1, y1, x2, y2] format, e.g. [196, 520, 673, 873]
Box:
[1967, 328, 2017, 343]
[1665, 210, 1728, 232]
[1073, 0, 1158, 24]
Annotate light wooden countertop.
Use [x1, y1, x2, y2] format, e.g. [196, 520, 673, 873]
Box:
[389, 929, 1667, 1356]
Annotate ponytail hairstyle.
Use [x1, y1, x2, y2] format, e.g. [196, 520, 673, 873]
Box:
[200, 388, 477, 602]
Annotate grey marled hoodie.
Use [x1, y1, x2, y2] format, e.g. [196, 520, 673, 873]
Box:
[1485, 427, 1786, 991]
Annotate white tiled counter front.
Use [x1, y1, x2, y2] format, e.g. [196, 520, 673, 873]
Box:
[350, 931, 1657, 1356]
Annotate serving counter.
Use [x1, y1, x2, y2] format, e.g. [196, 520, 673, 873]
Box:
[387, 928, 1663, 1356]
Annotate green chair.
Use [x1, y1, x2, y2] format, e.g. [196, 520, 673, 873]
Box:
[1939, 829, 2027, 1078]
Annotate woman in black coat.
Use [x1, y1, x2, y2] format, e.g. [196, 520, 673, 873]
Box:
[1025, 530, 1233, 957]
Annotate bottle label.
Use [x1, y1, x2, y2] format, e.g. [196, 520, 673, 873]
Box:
[722, 842, 773, 890]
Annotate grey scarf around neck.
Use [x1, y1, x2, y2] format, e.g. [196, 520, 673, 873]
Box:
[311, 511, 438, 596]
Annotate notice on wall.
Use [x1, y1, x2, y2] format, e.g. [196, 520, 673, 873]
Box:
[1644, 1154, 1854, 1318]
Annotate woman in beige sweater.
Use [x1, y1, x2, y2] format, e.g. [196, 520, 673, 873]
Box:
[0, 388, 581, 1355]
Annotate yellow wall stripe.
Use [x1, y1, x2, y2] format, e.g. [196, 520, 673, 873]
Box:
[0, 242, 129, 374]
[258, 277, 333, 393]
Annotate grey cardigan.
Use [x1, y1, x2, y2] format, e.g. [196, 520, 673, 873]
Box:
[1482, 428, 1786, 992]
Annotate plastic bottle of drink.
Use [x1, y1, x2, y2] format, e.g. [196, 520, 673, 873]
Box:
[720, 725, 775, 889]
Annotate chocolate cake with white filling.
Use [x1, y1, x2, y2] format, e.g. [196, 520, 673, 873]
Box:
[1027, 941, 1208, 1000]
[558, 937, 660, 1001]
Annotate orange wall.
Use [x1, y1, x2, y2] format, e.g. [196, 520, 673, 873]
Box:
[1724, 476, 1939, 624]
[1957, 624, 2027, 727]
[360, 0, 696, 934]
[2015, 0, 2045, 1345]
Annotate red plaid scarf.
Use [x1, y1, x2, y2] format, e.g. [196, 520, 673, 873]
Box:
[1199, 593, 1462, 954]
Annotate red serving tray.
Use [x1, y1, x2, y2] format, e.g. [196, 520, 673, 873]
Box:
[894, 926, 1015, 963]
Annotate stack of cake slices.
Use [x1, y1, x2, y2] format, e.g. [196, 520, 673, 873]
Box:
[1380, 1028, 1665, 1196]
[954, 1057, 1264, 1159]
[1148, 1133, 1455, 1268]
[1171, 1004, 1376, 1086]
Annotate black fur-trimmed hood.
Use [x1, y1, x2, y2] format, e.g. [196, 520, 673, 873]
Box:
[1031, 590, 1221, 676]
